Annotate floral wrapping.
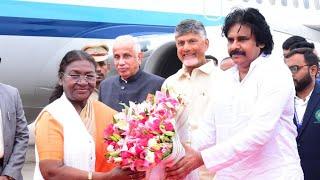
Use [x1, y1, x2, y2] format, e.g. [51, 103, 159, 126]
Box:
[104, 90, 185, 177]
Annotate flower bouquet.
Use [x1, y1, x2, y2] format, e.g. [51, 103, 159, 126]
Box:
[104, 91, 185, 178]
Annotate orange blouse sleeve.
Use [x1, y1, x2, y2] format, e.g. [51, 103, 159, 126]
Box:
[35, 111, 64, 161]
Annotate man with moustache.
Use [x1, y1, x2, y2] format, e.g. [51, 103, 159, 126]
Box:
[166, 8, 303, 180]
[162, 19, 217, 180]
[83, 43, 110, 100]
[285, 48, 320, 180]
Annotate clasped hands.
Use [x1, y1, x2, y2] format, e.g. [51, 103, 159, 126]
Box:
[165, 144, 204, 180]
[113, 143, 203, 180]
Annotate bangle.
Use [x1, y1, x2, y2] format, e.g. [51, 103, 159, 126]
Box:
[88, 171, 93, 180]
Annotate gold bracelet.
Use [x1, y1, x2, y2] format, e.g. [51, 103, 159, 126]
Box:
[88, 171, 93, 180]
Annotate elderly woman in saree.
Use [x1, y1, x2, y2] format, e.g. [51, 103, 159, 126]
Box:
[34, 50, 145, 180]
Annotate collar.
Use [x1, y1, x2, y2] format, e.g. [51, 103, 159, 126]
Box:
[295, 87, 314, 103]
[177, 60, 216, 79]
[230, 54, 268, 82]
[118, 68, 142, 83]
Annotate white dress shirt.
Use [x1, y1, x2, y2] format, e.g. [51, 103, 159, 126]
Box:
[295, 90, 313, 127]
[201, 55, 303, 179]
[162, 60, 218, 179]
[0, 109, 3, 158]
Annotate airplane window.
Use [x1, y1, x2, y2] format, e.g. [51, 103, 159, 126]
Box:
[314, 0, 320, 9]
[269, 0, 275, 5]
[281, 0, 287, 6]
[256, 0, 263, 4]
[304, 0, 310, 8]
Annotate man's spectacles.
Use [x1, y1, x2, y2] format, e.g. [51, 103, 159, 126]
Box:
[288, 64, 312, 74]
[62, 73, 97, 83]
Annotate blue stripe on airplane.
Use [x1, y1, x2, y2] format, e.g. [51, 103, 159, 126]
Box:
[0, 16, 175, 38]
[0, 1, 222, 26]
[0, 1, 224, 38]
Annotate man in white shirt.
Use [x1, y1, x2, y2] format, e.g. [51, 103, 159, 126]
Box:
[162, 19, 217, 179]
[166, 8, 303, 180]
[285, 48, 320, 180]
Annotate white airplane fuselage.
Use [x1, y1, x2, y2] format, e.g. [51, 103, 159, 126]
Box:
[0, 0, 319, 122]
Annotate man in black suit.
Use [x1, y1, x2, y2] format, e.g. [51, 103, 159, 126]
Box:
[285, 48, 320, 180]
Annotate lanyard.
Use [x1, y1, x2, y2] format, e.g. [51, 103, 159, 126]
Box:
[294, 108, 303, 130]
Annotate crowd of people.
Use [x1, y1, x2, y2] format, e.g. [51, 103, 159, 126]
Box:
[1, 7, 320, 180]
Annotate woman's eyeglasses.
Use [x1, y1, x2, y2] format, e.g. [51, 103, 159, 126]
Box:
[62, 73, 97, 83]
[288, 64, 311, 74]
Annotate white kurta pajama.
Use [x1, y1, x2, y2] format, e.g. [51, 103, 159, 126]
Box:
[201, 55, 303, 179]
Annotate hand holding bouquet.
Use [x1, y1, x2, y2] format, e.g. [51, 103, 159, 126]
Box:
[104, 90, 184, 172]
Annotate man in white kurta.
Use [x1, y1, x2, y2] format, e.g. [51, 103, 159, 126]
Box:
[162, 19, 217, 180]
[166, 8, 303, 180]
[199, 55, 303, 179]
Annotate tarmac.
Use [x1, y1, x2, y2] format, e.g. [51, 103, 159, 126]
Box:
[22, 124, 36, 180]
[22, 145, 36, 180]
[22, 162, 35, 180]
[22, 145, 35, 180]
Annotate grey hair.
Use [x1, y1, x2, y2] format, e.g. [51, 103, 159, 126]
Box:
[175, 19, 207, 39]
[113, 35, 141, 53]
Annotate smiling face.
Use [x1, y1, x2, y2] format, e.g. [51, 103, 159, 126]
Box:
[59, 60, 96, 105]
[113, 41, 142, 80]
[227, 23, 264, 70]
[175, 32, 209, 73]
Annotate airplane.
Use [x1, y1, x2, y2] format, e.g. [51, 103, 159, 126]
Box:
[0, 0, 320, 125]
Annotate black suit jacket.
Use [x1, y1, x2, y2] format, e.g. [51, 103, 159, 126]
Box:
[295, 81, 320, 180]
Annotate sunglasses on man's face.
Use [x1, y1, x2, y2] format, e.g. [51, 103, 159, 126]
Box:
[288, 64, 311, 74]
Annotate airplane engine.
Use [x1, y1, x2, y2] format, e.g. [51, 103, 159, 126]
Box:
[144, 41, 182, 78]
